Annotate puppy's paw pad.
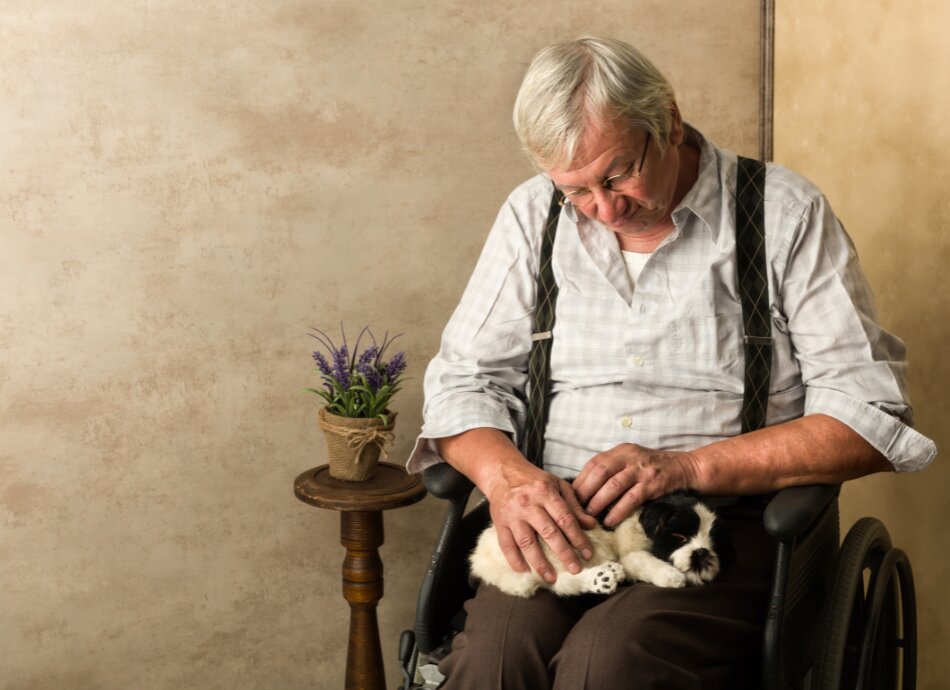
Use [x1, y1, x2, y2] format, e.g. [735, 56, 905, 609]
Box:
[590, 563, 623, 594]
[592, 581, 617, 594]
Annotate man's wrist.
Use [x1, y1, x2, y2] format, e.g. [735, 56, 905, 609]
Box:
[437, 427, 537, 503]
[482, 452, 540, 504]
[679, 449, 709, 493]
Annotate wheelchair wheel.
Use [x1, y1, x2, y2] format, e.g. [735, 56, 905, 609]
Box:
[811, 518, 917, 690]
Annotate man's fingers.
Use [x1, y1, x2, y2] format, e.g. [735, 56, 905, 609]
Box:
[583, 469, 633, 517]
[571, 458, 612, 503]
[510, 521, 559, 582]
[603, 483, 648, 527]
[558, 484, 596, 553]
[495, 525, 529, 573]
[541, 518, 586, 574]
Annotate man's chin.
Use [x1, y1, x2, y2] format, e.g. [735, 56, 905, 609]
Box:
[607, 218, 648, 234]
[608, 210, 670, 236]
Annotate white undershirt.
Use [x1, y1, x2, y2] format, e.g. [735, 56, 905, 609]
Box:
[621, 249, 652, 288]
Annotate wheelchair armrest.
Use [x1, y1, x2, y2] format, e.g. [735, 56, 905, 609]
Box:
[763, 484, 840, 543]
[414, 462, 485, 655]
[423, 462, 475, 504]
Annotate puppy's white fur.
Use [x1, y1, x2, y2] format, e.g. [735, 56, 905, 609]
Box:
[469, 501, 722, 598]
[469, 519, 623, 598]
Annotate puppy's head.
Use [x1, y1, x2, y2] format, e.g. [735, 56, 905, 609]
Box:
[639, 490, 735, 585]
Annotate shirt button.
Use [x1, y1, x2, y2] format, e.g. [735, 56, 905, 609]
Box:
[620, 417, 633, 428]
[632, 355, 644, 367]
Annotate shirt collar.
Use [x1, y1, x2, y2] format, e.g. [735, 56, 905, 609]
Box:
[672, 123, 727, 247]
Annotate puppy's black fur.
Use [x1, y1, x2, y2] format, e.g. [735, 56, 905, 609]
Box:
[639, 490, 736, 570]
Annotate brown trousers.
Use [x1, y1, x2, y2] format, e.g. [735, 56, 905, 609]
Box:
[438, 503, 775, 690]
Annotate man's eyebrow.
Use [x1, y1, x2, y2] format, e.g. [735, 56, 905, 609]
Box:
[555, 155, 630, 191]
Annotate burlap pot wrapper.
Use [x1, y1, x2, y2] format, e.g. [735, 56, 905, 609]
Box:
[318, 407, 396, 482]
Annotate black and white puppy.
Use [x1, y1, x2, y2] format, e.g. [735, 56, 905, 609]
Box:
[469, 490, 734, 598]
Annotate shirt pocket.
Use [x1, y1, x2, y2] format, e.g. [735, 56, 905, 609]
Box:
[651, 312, 745, 394]
[552, 290, 629, 387]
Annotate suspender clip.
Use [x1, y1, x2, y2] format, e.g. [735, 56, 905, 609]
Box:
[531, 331, 553, 342]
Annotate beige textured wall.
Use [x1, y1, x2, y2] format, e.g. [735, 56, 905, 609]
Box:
[776, 3, 948, 687]
[0, 2, 760, 688]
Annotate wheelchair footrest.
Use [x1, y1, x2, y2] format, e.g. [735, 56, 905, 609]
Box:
[401, 635, 452, 690]
[413, 637, 452, 688]
[415, 660, 446, 689]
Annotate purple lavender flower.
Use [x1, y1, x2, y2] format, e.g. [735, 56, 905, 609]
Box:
[384, 351, 406, 382]
[363, 366, 384, 392]
[312, 351, 332, 376]
[356, 346, 378, 370]
[353, 346, 381, 391]
[332, 344, 351, 390]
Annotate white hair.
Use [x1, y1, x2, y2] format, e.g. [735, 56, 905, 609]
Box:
[513, 37, 677, 169]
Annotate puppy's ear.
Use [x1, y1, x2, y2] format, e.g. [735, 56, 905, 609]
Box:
[639, 502, 676, 540]
[711, 518, 736, 568]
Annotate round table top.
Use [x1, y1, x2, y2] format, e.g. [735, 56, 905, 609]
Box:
[294, 462, 427, 512]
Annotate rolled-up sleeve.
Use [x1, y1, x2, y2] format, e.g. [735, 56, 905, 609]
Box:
[775, 192, 937, 471]
[406, 182, 549, 473]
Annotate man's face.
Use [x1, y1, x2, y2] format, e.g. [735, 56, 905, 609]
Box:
[547, 115, 684, 241]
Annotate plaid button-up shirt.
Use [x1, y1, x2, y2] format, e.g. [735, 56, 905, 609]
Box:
[407, 127, 936, 477]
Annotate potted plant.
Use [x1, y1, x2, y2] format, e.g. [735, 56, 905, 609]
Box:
[306, 325, 407, 481]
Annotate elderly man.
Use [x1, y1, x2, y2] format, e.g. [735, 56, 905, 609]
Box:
[407, 37, 935, 689]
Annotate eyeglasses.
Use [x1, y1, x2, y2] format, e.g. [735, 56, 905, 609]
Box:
[557, 132, 651, 208]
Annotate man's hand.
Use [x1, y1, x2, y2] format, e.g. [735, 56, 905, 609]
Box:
[571, 443, 702, 527]
[484, 462, 597, 584]
[436, 427, 598, 585]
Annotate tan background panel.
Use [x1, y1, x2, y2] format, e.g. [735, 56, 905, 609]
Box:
[776, 2, 947, 688]
[2, 1, 763, 688]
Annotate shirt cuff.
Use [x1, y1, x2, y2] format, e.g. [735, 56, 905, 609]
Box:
[804, 387, 937, 472]
[405, 436, 445, 475]
[405, 397, 521, 474]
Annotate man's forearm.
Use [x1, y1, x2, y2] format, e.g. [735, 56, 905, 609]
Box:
[435, 427, 534, 500]
[689, 413, 893, 495]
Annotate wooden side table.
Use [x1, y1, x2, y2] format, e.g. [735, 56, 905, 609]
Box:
[294, 462, 426, 690]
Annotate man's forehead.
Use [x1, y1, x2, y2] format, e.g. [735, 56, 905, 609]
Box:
[548, 123, 642, 182]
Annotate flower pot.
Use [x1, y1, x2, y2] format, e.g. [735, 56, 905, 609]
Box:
[318, 407, 396, 482]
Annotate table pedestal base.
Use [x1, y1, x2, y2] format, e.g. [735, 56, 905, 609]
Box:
[341, 511, 386, 690]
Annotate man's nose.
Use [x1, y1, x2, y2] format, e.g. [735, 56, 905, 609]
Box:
[591, 187, 626, 225]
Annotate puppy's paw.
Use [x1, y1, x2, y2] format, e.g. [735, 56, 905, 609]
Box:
[604, 561, 625, 581]
[588, 562, 625, 595]
[647, 566, 687, 589]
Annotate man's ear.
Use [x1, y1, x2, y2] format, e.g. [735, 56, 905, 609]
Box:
[639, 502, 675, 540]
[668, 101, 685, 148]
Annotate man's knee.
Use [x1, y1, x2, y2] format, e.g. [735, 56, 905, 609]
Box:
[440, 587, 578, 689]
[556, 576, 770, 688]
[553, 601, 703, 688]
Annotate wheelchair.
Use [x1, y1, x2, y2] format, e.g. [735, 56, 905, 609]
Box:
[398, 463, 917, 690]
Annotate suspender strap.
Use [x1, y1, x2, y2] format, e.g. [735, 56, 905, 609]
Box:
[523, 188, 562, 468]
[735, 156, 773, 433]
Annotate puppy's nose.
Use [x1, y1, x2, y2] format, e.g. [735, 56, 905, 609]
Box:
[691, 548, 711, 570]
